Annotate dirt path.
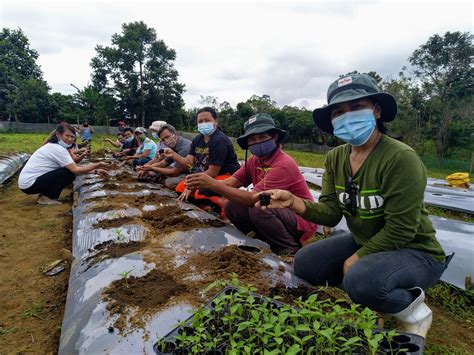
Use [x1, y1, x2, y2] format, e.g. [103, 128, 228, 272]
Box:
[0, 177, 72, 353]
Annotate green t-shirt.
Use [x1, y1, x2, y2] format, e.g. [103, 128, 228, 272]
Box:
[302, 135, 446, 262]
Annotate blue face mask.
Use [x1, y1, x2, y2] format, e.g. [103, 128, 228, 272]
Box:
[198, 122, 216, 136]
[58, 138, 72, 149]
[249, 138, 277, 157]
[125, 137, 134, 143]
[151, 132, 159, 139]
[332, 108, 376, 146]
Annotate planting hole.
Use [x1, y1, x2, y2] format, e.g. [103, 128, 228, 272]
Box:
[393, 334, 411, 343]
[237, 245, 261, 253]
[399, 343, 420, 352]
[380, 340, 400, 352]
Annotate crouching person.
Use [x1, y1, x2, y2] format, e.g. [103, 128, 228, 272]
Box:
[170, 107, 240, 214]
[256, 73, 449, 337]
[122, 127, 157, 167]
[186, 113, 317, 255]
[18, 123, 111, 205]
[136, 124, 192, 189]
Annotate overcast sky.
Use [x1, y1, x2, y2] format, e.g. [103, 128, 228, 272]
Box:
[2, 0, 472, 109]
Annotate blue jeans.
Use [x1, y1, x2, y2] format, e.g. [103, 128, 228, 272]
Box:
[294, 233, 447, 313]
[133, 157, 152, 167]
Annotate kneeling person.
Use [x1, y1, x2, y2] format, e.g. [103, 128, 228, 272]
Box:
[186, 113, 317, 254]
[136, 124, 192, 189]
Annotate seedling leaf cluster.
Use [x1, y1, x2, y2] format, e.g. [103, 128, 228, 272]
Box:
[155, 278, 403, 354]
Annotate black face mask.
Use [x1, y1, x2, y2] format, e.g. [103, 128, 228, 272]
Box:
[83, 124, 88, 127]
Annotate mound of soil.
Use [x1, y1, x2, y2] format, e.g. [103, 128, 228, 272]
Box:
[86, 202, 127, 213]
[84, 241, 146, 268]
[104, 269, 186, 334]
[101, 183, 149, 193]
[143, 205, 226, 235]
[133, 194, 173, 205]
[110, 172, 140, 184]
[92, 216, 137, 229]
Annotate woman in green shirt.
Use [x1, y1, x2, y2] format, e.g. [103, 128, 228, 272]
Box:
[256, 73, 448, 338]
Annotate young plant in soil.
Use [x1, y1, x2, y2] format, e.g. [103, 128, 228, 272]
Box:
[155, 276, 398, 354]
[115, 229, 126, 242]
[256, 167, 272, 206]
[118, 269, 133, 288]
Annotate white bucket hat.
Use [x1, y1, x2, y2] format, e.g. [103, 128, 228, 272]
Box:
[149, 120, 168, 132]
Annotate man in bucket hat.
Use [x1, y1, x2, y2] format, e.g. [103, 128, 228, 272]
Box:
[254, 73, 449, 338]
[186, 113, 317, 255]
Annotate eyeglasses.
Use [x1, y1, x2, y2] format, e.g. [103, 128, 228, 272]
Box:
[344, 177, 358, 216]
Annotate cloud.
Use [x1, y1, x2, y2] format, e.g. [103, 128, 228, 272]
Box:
[2, 0, 472, 109]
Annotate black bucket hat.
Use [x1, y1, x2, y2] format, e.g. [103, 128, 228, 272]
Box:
[237, 113, 286, 149]
[313, 73, 398, 134]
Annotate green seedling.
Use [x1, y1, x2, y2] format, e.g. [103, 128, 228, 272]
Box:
[21, 303, 44, 319]
[115, 229, 126, 241]
[156, 275, 397, 353]
[118, 269, 133, 288]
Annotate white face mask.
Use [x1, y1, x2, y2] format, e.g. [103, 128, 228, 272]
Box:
[58, 138, 72, 149]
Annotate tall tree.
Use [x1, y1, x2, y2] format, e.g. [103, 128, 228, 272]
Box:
[90, 21, 185, 127]
[0, 27, 49, 121]
[408, 31, 473, 159]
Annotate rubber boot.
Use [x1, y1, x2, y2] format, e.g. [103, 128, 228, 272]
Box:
[390, 287, 432, 338]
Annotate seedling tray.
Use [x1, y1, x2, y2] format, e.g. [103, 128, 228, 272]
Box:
[154, 286, 424, 354]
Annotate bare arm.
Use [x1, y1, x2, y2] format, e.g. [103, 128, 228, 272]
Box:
[104, 139, 122, 148]
[203, 164, 221, 178]
[163, 149, 195, 170]
[65, 161, 110, 175]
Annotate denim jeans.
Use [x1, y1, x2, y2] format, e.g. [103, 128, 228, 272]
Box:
[133, 157, 152, 167]
[293, 233, 447, 313]
[224, 200, 302, 255]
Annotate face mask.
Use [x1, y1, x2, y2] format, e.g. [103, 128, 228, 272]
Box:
[125, 137, 134, 143]
[198, 122, 216, 136]
[151, 132, 159, 139]
[58, 138, 72, 149]
[163, 135, 178, 148]
[332, 108, 376, 146]
[249, 138, 277, 157]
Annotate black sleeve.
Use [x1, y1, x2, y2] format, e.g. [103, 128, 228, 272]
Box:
[208, 133, 227, 167]
[189, 136, 199, 157]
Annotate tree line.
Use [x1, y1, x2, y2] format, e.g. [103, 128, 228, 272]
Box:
[0, 23, 472, 160]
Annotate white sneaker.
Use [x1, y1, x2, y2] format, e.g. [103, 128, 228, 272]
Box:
[390, 287, 432, 338]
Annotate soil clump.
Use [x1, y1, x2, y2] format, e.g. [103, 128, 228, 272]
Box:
[84, 241, 147, 268]
[104, 269, 186, 334]
[143, 205, 226, 235]
[86, 202, 128, 213]
[92, 216, 137, 229]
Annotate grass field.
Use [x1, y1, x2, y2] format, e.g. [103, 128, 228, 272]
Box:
[0, 132, 460, 178]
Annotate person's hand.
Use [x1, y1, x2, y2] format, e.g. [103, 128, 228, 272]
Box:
[254, 189, 295, 210]
[139, 165, 152, 171]
[94, 169, 109, 178]
[98, 161, 113, 170]
[137, 170, 149, 178]
[122, 156, 132, 161]
[343, 253, 360, 274]
[177, 188, 192, 202]
[163, 148, 175, 159]
[185, 173, 214, 191]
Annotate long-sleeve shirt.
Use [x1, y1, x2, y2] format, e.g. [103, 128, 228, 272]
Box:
[302, 135, 446, 262]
